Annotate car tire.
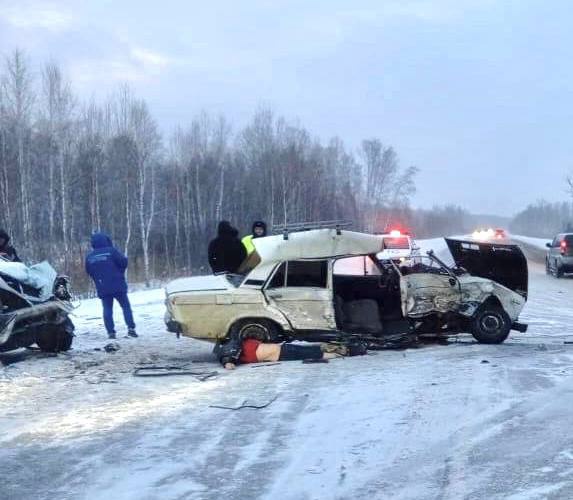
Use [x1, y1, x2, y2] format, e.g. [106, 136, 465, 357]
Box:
[556, 261, 564, 278]
[546, 259, 551, 275]
[229, 318, 280, 343]
[470, 306, 511, 344]
[36, 321, 74, 352]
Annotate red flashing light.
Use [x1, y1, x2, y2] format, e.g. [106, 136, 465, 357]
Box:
[389, 229, 402, 237]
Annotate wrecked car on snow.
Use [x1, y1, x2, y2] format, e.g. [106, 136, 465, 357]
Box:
[0, 260, 75, 353]
[164, 227, 528, 348]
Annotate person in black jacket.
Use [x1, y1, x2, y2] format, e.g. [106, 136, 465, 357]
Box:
[208, 221, 247, 274]
[0, 229, 21, 262]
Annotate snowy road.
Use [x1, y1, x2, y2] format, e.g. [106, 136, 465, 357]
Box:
[2, 239, 573, 500]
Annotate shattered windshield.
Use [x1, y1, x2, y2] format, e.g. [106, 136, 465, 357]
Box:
[397, 256, 452, 276]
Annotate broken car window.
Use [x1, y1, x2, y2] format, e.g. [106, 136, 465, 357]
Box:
[333, 256, 381, 276]
[399, 256, 450, 276]
[267, 262, 286, 288]
[286, 260, 328, 287]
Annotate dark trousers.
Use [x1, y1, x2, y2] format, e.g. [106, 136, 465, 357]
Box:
[101, 293, 135, 334]
[279, 343, 323, 361]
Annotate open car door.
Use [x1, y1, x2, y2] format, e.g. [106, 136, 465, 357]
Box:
[399, 258, 462, 318]
[264, 260, 337, 330]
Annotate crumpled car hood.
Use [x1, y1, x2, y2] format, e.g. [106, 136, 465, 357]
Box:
[445, 238, 528, 299]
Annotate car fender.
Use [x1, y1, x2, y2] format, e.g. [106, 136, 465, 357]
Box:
[459, 277, 525, 321]
[221, 305, 293, 340]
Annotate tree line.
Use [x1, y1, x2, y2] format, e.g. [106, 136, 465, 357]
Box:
[1, 50, 436, 292]
[509, 200, 573, 237]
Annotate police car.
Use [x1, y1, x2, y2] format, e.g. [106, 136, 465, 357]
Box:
[376, 229, 420, 263]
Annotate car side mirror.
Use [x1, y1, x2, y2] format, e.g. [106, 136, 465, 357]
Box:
[546, 243, 551, 248]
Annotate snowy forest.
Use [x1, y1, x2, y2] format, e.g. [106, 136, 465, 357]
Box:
[0, 50, 497, 291]
[0, 50, 423, 290]
[510, 200, 573, 237]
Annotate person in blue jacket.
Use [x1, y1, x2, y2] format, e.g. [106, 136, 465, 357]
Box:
[85, 232, 137, 339]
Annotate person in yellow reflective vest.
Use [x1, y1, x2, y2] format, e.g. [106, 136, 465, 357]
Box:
[242, 220, 267, 255]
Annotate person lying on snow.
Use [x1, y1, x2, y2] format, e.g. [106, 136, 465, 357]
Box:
[217, 337, 368, 369]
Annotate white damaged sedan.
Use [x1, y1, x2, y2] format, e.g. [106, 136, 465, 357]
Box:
[165, 229, 528, 347]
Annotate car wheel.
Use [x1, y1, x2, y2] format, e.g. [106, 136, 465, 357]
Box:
[556, 261, 564, 278]
[546, 259, 551, 275]
[36, 321, 75, 352]
[470, 306, 511, 344]
[229, 318, 279, 343]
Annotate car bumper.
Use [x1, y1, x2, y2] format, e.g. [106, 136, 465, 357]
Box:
[559, 257, 573, 270]
[0, 300, 74, 347]
[511, 321, 528, 333]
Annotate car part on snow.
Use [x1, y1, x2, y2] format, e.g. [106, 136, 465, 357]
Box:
[133, 365, 219, 380]
[104, 342, 121, 353]
[209, 395, 278, 410]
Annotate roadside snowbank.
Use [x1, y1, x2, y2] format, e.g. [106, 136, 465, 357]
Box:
[512, 235, 551, 250]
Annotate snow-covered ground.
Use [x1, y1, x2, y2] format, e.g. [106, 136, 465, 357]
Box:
[511, 235, 552, 251]
[2, 239, 573, 499]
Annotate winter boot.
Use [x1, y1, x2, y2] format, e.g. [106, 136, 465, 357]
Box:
[108, 332, 117, 340]
[127, 329, 138, 338]
[346, 341, 368, 356]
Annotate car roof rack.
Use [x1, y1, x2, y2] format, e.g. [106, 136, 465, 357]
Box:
[272, 220, 353, 240]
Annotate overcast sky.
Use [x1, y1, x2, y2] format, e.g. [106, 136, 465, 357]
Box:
[1, 0, 571, 216]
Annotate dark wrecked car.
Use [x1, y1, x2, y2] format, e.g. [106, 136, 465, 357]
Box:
[165, 228, 527, 347]
[0, 260, 75, 353]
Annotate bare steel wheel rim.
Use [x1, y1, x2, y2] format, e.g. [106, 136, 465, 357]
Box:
[239, 323, 269, 341]
[480, 313, 502, 333]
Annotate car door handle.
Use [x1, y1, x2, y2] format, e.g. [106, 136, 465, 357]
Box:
[268, 293, 283, 299]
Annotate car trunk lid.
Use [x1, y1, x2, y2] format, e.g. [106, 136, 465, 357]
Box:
[445, 238, 528, 299]
[165, 275, 232, 296]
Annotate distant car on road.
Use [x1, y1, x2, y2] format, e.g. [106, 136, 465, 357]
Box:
[472, 228, 494, 240]
[472, 228, 507, 241]
[376, 230, 420, 263]
[546, 233, 573, 278]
